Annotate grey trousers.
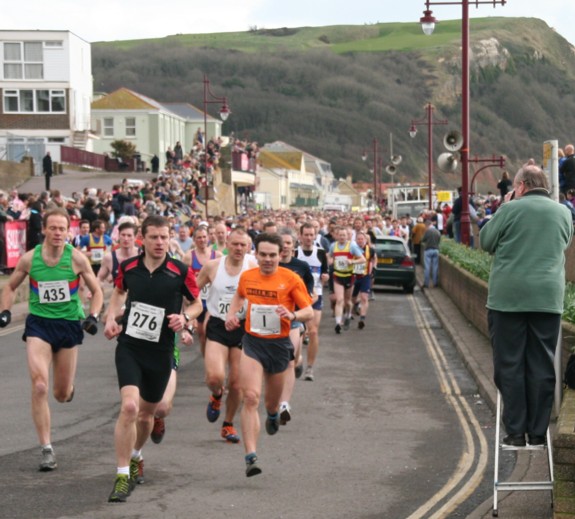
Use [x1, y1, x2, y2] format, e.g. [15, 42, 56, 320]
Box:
[488, 309, 560, 437]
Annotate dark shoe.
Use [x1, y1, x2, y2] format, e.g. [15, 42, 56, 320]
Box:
[335, 324, 341, 334]
[502, 434, 526, 447]
[246, 456, 262, 477]
[108, 474, 132, 503]
[206, 393, 222, 423]
[294, 355, 304, 379]
[39, 447, 57, 471]
[358, 320, 365, 330]
[528, 435, 546, 446]
[343, 317, 351, 330]
[130, 457, 145, 484]
[265, 413, 280, 435]
[65, 385, 75, 403]
[151, 417, 165, 444]
[279, 402, 291, 425]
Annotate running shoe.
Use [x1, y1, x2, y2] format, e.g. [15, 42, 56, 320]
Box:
[353, 302, 360, 315]
[221, 424, 241, 443]
[130, 457, 145, 485]
[304, 366, 314, 382]
[343, 317, 351, 330]
[279, 402, 292, 425]
[39, 447, 57, 471]
[295, 355, 304, 378]
[303, 335, 310, 346]
[358, 320, 365, 330]
[65, 385, 75, 403]
[108, 474, 132, 503]
[151, 417, 166, 444]
[265, 413, 280, 435]
[335, 324, 342, 334]
[246, 456, 262, 477]
[206, 393, 222, 423]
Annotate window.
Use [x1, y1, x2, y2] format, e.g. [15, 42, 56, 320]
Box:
[44, 41, 63, 48]
[125, 117, 136, 137]
[2, 89, 66, 113]
[3, 41, 43, 79]
[103, 118, 114, 137]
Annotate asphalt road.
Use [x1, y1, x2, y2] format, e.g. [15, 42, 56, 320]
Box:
[0, 288, 500, 519]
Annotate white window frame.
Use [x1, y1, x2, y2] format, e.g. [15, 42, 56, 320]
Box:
[125, 117, 136, 137]
[3, 41, 44, 80]
[2, 89, 66, 113]
[103, 118, 114, 137]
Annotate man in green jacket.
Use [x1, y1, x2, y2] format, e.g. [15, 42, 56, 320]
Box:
[480, 160, 573, 447]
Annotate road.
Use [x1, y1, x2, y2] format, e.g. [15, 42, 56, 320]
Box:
[0, 288, 501, 519]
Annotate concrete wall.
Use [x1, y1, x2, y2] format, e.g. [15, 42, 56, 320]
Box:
[0, 158, 34, 191]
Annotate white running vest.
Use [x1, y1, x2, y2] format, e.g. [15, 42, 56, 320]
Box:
[206, 255, 253, 320]
[296, 245, 323, 296]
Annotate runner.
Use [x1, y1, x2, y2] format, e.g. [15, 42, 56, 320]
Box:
[183, 225, 222, 356]
[278, 227, 315, 424]
[104, 215, 201, 503]
[296, 222, 329, 381]
[77, 219, 112, 276]
[0, 207, 103, 471]
[351, 231, 376, 329]
[225, 232, 313, 477]
[196, 227, 257, 443]
[328, 226, 366, 334]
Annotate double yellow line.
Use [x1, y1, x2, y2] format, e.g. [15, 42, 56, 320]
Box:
[406, 295, 489, 519]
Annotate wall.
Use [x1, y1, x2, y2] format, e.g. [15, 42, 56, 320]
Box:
[0, 158, 34, 190]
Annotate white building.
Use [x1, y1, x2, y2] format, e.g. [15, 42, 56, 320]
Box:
[0, 30, 93, 173]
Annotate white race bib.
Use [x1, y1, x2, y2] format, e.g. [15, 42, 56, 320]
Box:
[91, 248, 105, 263]
[126, 301, 165, 342]
[249, 304, 281, 336]
[353, 262, 366, 275]
[217, 293, 233, 319]
[334, 256, 349, 271]
[38, 280, 71, 304]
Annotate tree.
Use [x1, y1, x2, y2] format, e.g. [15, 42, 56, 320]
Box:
[110, 140, 137, 162]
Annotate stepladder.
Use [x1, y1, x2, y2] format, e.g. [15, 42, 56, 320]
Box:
[492, 391, 554, 517]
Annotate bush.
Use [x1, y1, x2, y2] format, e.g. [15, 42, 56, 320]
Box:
[440, 238, 575, 324]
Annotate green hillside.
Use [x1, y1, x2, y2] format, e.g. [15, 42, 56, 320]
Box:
[92, 18, 575, 191]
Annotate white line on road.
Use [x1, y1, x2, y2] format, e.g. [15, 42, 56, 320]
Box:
[406, 295, 489, 519]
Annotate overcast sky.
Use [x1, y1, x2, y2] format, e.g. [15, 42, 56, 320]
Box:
[5, 0, 574, 46]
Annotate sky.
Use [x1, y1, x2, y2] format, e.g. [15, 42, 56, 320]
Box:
[4, 0, 575, 46]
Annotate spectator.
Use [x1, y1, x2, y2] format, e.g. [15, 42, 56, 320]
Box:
[480, 161, 573, 447]
[560, 144, 575, 194]
[422, 219, 441, 288]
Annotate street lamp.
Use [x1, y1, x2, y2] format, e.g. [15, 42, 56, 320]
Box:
[202, 74, 231, 219]
[362, 138, 383, 209]
[409, 103, 448, 210]
[419, 0, 506, 245]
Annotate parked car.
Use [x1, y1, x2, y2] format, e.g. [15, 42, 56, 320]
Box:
[372, 236, 416, 293]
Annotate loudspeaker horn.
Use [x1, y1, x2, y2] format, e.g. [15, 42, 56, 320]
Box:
[390, 154, 402, 166]
[437, 152, 459, 172]
[385, 164, 397, 176]
[443, 130, 464, 152]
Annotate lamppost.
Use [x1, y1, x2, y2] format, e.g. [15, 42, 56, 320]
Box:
[469, 155, 506, 194]
[419, 0, 506, 245]
[409, 103, 448, 211]
[202, 74, 230, 219]
[362, 138, 383, 209]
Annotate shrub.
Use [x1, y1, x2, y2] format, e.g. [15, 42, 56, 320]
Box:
[439, 238, 575, 324]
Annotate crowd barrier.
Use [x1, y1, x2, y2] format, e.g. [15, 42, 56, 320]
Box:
[0, 220, 80, 270]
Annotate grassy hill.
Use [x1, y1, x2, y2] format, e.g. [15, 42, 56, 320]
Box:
[92, 18, 575, 192]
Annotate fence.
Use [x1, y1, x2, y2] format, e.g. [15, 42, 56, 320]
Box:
[60, 146, 140, 172]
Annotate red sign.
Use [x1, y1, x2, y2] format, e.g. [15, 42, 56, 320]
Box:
[5, 221, 27, 268]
